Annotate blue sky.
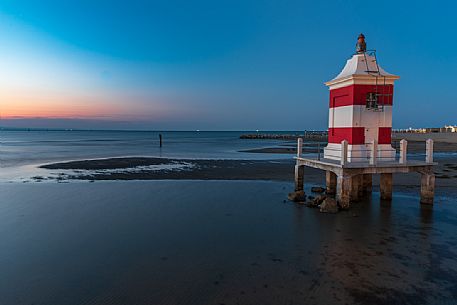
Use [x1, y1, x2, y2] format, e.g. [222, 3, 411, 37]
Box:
[0, 0, 456, 130]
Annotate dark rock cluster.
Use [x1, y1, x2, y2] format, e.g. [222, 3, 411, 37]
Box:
[288, 186, 340, 213]
[287, 190, 306, 202]
[311, 186, 326, 193]
[319, 197, 338, 213]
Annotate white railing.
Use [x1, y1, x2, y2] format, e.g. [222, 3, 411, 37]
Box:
[296, 137, 303, 158]
[296, 138, 434, 165]
[399, 139, 407, 164]
[369, 139, 378, 166]
[426, 139, 434, 163]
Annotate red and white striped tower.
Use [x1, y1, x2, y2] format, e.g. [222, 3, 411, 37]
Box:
[323, 34, 399, 162]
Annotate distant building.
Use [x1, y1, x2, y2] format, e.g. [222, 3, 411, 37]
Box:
[393, 125, 457, 133]
[443, 125, 457, 132]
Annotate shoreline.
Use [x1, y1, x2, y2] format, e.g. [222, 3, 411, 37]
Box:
[39, 157, 298, 182]
[36, 156, 457, 198]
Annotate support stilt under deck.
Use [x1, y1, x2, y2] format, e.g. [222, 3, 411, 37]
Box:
[380, 173, 393, 201]
[326, 171, 337, 195]
[351, 175, 361, 201]
[362, 174, 372, 194]
[336, 174, 352, 209]
[294, 165, 304, 192]
[294, 137, 436, 208]
[420, 172, 435, 205]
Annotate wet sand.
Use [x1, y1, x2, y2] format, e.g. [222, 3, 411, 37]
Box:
[0, 180, 456, 305]
[40, 158, 297, 181]
[39, 156, 457, 198]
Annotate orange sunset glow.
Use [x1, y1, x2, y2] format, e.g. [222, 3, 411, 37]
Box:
[0, 89, 174, 120]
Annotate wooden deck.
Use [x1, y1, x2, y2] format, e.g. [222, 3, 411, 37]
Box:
[293, 139, 436, 209]
[296, 157, 436, 173]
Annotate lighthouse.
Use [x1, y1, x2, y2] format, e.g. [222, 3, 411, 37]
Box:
[292, 34, 436, 208]
[323, 34, 399, 162]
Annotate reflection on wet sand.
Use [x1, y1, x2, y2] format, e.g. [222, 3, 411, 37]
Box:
[0, 181, 456, 305]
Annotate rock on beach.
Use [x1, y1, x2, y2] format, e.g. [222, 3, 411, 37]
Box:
[288, 190, 306, 202]
[319, 197, 338, 213]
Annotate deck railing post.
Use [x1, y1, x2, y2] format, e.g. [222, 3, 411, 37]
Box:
[426, 139, 434, 163]
[399, 139, 407, 164]
[297, 138, 303, 159]
[370, 140, 378, 166]
[341, 140, 348, 165]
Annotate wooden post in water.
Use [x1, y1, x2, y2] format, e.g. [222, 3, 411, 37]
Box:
[159, 134, 163, 147]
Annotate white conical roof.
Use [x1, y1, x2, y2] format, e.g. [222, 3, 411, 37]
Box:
[327, 53, 399, 84]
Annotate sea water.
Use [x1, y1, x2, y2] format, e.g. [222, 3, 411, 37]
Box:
[0, 130, 298, 167]
[0, 180, 456, 305]
[0, 130, 302, 181]
[1, 131, 456, 304]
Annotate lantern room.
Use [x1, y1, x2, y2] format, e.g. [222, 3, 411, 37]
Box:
[323, 34, 400, 162]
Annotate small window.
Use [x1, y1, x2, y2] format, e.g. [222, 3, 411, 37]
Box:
[366, 92, 378, 109]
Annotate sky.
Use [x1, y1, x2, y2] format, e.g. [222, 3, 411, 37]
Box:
[0, 0, 456, 130]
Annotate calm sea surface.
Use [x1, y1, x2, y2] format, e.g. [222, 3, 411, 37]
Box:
[0, 130, 304, 181]
[1, 129, 450, 169]
[0, 130, 298, 168]
[0, 180, 456, 305]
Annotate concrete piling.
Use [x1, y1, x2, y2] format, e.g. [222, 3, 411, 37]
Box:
[420, 171, 435, 205]
[294, 165, 304, 192]
[351, 175, 362, 201]
[326, 171, 337, 195]
[362, 174, 372, 194]
[336, 174, 352, 209]
[293, 138, 436, 209]
[380, 173, 393, 201]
